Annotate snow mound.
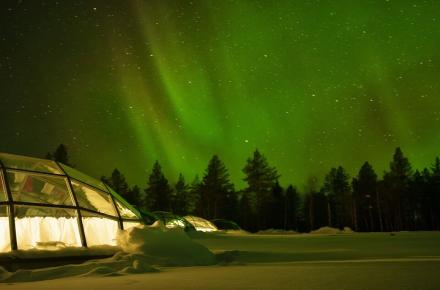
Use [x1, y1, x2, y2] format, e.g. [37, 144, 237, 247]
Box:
[310, 226, 354, 235]
[0, 222, 215, 283]
[117, 222, 216, 266]
[342, 227, 354, 233]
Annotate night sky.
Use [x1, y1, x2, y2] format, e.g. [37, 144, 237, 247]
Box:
[1, 0, 439, 189]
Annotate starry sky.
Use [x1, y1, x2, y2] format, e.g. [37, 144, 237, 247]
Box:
[1, 0, 439, 189]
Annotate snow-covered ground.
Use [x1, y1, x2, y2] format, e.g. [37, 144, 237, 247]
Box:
[2, 226, 440, 289]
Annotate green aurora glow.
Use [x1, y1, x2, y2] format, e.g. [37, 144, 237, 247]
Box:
[1, 0, 439, 188]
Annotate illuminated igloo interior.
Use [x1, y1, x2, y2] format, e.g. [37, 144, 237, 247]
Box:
[0, 152, 142, 253]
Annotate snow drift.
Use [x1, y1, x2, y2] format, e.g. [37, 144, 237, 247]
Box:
[117, 221, 216, 266]
[310, 227, 354, 235]
[0, 222, 216, 283]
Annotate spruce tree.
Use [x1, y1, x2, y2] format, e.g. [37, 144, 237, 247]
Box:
[322, 166, 352, 229]
[420, 168, 433, 230]
[46, 144, 70, 165]
[269, 181, 284, 229]
[239, 191, 254, 231]
[301, 176, 320, 231]
[127, 185, 144, 210]
[430, 157, 440, 230]
[384, 147, 412, 231]
[145, 161, 172, 211]
[54, 144, 70, 165]
[189, 175, 201, 215]
[101, 169, 141, 206]
[410, 170, 430, 230]
[172, 173, 190, 216]
[284, 185, 300, 230]
[110, 169, 129, 195]
[199, 155, 235, 219]
[352, 162, 378, 232]
[242, 149, 280, 230]
[300, 188, 328, 232]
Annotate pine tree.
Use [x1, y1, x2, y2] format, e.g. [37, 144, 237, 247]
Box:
[242, 149, 280, 230]
[420, 168, 433, 230]
[383, 147, 412, 231]
[314, 189, 330, 230]
[145, 161, 172, 211]
[269, 181, 284, 229]
[199, 155, 235, 219]
[127, 185, 144, 209]
[188, 175, 201, 215]
[301, 188, 328, 232]
[46, 144, 70, 166]
[54, 144, 70, 165]
[352, 162, 378, 232]
[239, 191, 254, 231]
[322, 166, 352, 229]
[301, 176, 319, 231]
[101, 168, 131, 202]
[172, 173, 190, 216]
[410, 170, 430, 230]
[284, 185, 300, 230]
[430, 157, 440, 230]
[300, 192, 313, 232]
[111, 169, 129, 194]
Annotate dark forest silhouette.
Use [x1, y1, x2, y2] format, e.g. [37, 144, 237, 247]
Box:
[49, 145, 440, 232]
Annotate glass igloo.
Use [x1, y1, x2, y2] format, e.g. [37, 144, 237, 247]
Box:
[0, 152, 143, 253]
[184, 215, 218, 232]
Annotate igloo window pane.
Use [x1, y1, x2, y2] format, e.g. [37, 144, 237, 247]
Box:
[59, 164, 108, 192]
[107, 187, 140, 219]
[81, 211, 119, 246]
[0, 206, 10, 252]
[0, 171, 7, 202]
[14, 205, 81, 250]
[115, 199, 138, 219]
[6, 170, 74, 205]
[0, 152, 62, 174]
[72, 181, 117, 216]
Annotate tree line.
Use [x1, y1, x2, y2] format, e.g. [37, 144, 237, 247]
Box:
[47, 145, 440, 232]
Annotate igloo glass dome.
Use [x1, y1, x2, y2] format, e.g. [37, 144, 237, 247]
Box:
[0, 152, 143, 253]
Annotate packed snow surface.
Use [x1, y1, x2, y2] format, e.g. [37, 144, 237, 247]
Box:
[2, 229, 440, 289]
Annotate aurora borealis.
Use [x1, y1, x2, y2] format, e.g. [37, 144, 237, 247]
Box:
[1, 0, 439, 188]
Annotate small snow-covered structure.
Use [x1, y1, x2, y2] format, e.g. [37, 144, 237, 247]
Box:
[184, 216, 218, 232]
[0, 152, 143, 253]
